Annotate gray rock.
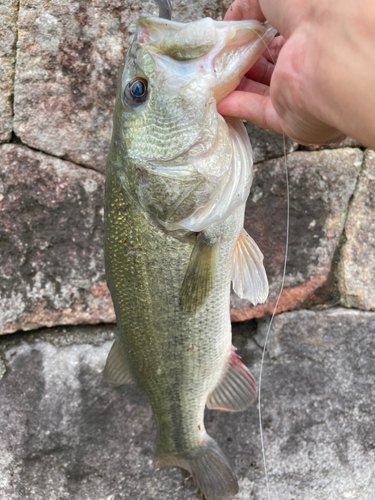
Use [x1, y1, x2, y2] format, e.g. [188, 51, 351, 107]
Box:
[0, 144, 115, 334]
[232, 148, 363, 321]
[338, 149, 375, 309]
[246, 121, 298, 164]
[0, 0, 18, 143]
[0, 308, 374, 499]
[13, 0, 232, 172]
[250, 308, 375, 500]
[303, 136, 362, 151]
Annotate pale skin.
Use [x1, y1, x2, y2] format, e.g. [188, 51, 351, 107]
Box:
[218, 0, 375, 149]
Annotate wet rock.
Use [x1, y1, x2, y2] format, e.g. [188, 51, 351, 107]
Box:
[0, 0, 18, 143]
[1, 309, 374, 499]
[13, 0, 231, 172]
[246, 121, 298, 164]
[0, 144, 114, 335]
[231, 148, 363, 321]
[338, 149, 375, 309]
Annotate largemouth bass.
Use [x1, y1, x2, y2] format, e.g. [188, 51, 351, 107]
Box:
[104, 4, 274, 499]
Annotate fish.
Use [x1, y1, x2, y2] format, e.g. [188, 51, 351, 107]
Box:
[104, 3, 275, 499]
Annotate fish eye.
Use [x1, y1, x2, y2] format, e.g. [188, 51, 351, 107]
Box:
[124, 78, 148, 106]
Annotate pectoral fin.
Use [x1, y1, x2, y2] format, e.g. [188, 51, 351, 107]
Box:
[231, 228, 269, 305]
[103, 339, 135, 386]
[207, 348, 257, 412]
[179, 232, 220, 314]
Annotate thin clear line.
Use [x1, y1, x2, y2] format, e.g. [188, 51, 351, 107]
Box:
[258, 134, 289, 499]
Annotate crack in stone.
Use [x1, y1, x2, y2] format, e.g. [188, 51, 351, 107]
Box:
[9, 0, 20, 136]
[0, 354, 6, 381]
[7, 132, 106, 176]
[332, 149, 368, 299]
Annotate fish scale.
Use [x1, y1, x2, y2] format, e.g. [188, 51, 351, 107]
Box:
[105, 163, 236, 445]
[104, 12, 274, 500]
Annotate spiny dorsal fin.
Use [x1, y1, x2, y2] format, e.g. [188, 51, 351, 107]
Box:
[179, 232, 220, 314]
[103, 339, 135, 386]
[207, 347, 257, 412]
[231, 228, 268, 305]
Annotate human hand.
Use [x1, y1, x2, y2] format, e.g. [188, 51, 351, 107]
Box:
[217, 0, 370, 146]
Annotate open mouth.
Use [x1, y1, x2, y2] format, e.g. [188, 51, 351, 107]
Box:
[136, 16, 275, 104]
[209, 20, 276, 103]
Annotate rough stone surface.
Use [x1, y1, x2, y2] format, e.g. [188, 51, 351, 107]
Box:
[246, 121, 298, 164]
[0, 308, 374, 499]
[251, 308, 375, 500]
[338, 149, 375, 309]
[303, 136, 362, 151]
[1, 144, 365, 333]
[231, 148, 363, 321]
[13, 0, 231, 172]
[0, 144, 114, 334]
[0, 0, 18, 143]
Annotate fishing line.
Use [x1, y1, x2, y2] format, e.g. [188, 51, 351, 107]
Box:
[258, 134, 289, 500]
[249, 29, 290, 499]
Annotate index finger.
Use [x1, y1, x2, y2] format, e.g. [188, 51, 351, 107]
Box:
[217, 90, 284, 135]
[224, 0, 266, 22]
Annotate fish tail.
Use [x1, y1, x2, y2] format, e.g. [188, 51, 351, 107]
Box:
[155, 436, 238, 500]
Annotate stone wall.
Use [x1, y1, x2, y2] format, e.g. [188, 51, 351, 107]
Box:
[1, 1, 374, 499]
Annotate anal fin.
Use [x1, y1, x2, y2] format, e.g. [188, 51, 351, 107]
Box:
[231, 228, 269, 305]
[207, 347, 257, 412]
[103, 339, 134, 386]
[179, 232, 220, 314]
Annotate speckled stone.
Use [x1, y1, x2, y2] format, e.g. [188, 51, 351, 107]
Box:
[0, 144, 114, 334]
[0, 309, 374, 499]
[303, 136, 362, 151]
[231, 148, 363, 321]
[250, 308, 375, 500]
[0, 0, 18, 143]
[13, 0, 232, 172]
[1, 144, 364, 333]
[338, 149, 375, 310]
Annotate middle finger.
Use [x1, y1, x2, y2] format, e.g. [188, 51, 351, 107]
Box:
[245, 56, 274, 86]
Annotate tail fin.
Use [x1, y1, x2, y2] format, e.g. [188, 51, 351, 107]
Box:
[155, 437, 238, 500]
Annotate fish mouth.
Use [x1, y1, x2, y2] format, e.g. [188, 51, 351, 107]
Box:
[210, 20, 276, 103]
[136, 16, 276, 103]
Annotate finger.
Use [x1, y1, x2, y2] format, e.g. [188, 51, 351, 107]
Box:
[277, 108, 347, 145]
[259, 0, 311, 38]
[245, 56, 274, 86]
[263, 36, 286, 64]
[258, 0, 284, 32]
[224, 0, 266, 22]
[237, 76, 270, 96]
[217, 90, 284, 135]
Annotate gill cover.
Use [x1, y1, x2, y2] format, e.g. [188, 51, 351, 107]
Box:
[118, 15, 275, 233]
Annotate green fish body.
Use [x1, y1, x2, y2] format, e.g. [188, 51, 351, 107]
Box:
[104, 15, 274, 500]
